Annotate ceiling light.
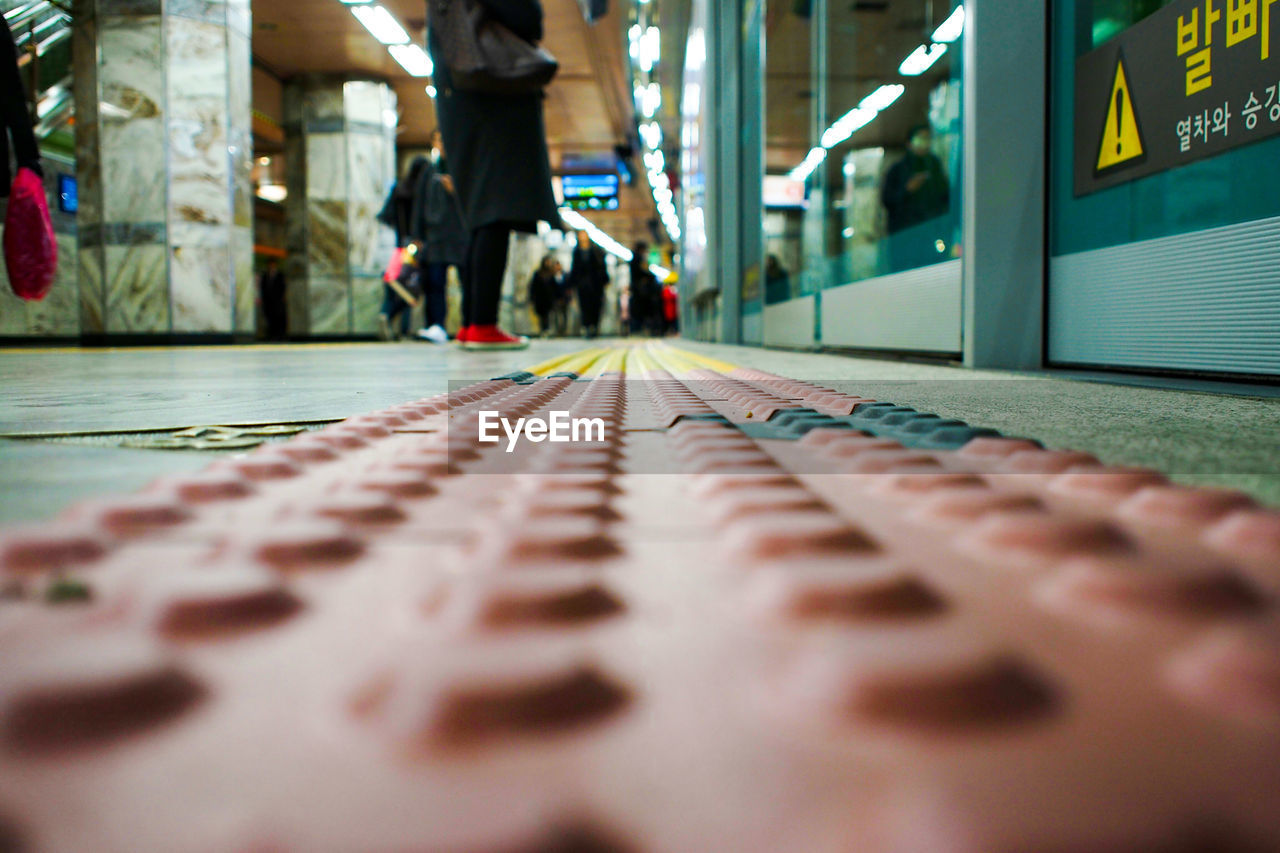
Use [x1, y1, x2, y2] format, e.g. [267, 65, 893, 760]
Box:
[425, 84, 437, 98]
[932, 5, 965, 43]
[820, 107, 875, 148]
[641, 83, 662, 118]
[351, 5, 409, 45]
[257, 184, 288, 203]
[640, 121, 663, 150]
[389, 43, 433, 76]
[639, 26, 660, 72]
[788, 147, 827, 182]
[898, 42, 947, 76]
[859, 83, 905, 112]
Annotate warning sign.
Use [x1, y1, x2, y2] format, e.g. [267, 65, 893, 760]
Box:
[1074, 0, 1280, 197]
[1094, 55, 1145, 174]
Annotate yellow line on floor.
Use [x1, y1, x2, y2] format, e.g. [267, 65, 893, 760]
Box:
[523, 347, 606, 376]
[658, 343, 741, 375]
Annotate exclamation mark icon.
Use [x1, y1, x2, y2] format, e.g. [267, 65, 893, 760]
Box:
[1115, 89, 1124, 155]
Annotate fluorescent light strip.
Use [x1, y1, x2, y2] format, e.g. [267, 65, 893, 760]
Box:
[389, 43, 433, 76]
[932, 5, 965, 43]
[351, 4, 409, 45]
[898, 42, 947, 76]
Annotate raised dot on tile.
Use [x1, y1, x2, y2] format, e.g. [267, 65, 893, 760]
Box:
[479, 583, 626, 629]
[1204, 510, 1280, 564]
[1117, 486, 1257, 529]
[1166, 627, 1280, 726]
[519, 472, 620, 495]
[798, 427, 871, 449]
[957, 437, 1045, 458]
[81, 495, 194, 537]
[844, 451, 943, 475]
[213, 453, 301, 481]
[313, 493, 408, 526]
[689, 472, 799, 500]
[0, 523, 109, 574]
[1, 636, 205, 754]
[822, 438, 904, 459]
[1047, 467, 1169, 501]
[1042, 555, 1269, 621]
[870, 472, 987, 499]
[725, 512, 878, 562]
[511, 490, 621, 523]
[690, 451, 780, 475]
[999, 450, 1102, 475]
[912, 491, 1046, 524]
[429, 665, 632, 749]
[708, 487, 826, 526]
[159, 471, 255, 504]
[251, 524, 366, 571]
[961, 514, 1131, 566]
[505, 820, 637, 853]
[488, 518, 622, 564]
[781, 570, 948, 623]
[844, 653, 1060, 733]
[356, 471, 438, 499]
[270, 438, 340, 463]
[309, 428, 371, 450]
[154, 569, 303, 641]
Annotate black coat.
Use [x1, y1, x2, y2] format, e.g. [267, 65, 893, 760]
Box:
[379, 156, 431, 245]
[411, 158, 469, 266]
[428, 0, 561, 232]
[1, 19, 41, 195]
[880, 151, 949, 235]
[568, 245, 609, 292]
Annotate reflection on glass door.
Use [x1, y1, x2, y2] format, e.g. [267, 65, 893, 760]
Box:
[760, 0, 965, 353]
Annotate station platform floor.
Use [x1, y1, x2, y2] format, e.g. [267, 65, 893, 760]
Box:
[2, 338, 1278, 524]
[1, 339, 1279, 850]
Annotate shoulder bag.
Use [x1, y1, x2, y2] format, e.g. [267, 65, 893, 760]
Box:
[427, 0, 558, 95]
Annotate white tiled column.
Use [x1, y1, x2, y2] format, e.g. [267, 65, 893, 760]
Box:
[283, 78, 397, 338]
[72, 0, 253, 338]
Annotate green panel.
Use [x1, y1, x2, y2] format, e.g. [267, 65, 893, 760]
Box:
[1050, 0, 1280, 256]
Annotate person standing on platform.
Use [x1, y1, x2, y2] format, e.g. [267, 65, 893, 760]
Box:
[880, 124, 949, 273]
[568, 230, 609, 338]
[430, 0, 561, 351]
[413, 130, 467, 344]
[628, 242, 659, 337]
[528, 254, 561, 337]
[258, 258, 287, 340]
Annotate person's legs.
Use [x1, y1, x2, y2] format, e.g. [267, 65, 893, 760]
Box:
[461, 223, 526, 349]
[467, 223, 511, 327]
[425, 262, 448, 329]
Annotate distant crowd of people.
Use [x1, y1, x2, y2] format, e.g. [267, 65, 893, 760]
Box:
[529, 235, 677, 339]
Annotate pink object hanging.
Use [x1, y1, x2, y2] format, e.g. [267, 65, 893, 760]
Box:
[4, 167, 58, 301]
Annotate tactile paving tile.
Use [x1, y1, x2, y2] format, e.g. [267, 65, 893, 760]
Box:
[1, 341, 1278, 852]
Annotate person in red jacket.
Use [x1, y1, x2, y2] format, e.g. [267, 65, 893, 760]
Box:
[662, 280, 679, 337]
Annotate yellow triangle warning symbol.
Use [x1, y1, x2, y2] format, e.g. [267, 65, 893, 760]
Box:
[1096, 56, 1144, 172]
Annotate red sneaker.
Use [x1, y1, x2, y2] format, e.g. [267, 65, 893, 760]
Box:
[455, 325, 473, 343]
[461, 325, 530, 350]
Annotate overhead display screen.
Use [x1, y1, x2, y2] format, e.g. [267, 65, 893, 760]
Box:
[561, 173, 620, 210]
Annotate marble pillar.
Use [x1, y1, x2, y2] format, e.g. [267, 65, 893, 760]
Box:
[283, 78, 397, 337]
[72, 0, 253, 338]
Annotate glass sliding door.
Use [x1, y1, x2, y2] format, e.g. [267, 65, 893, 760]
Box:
[760, 0, 966, 353]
